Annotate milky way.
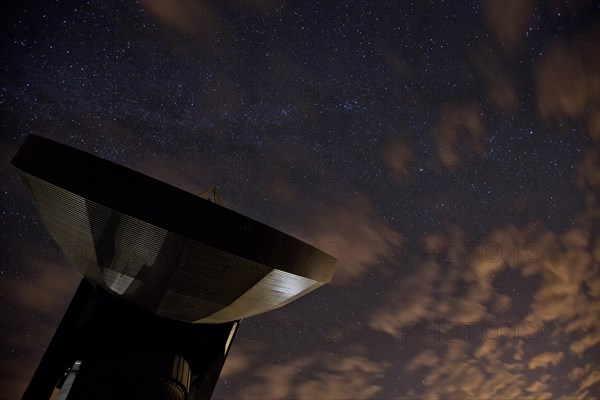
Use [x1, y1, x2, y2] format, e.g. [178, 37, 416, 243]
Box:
[1, 1, 599, 399]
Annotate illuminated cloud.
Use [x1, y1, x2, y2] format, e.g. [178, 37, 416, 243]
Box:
[296, 355, 389, 400]
[481, 0, 536, 56]
[577, 148, 600, 191]
[299, 196, 402, 285]
[220, 340, 265, 379]
[403, 339, 539, 399]
[230, 352, 389, 400]
[405, 349, 438, 374]
[0, 359, 40, 400]
[380, 136, 414, 182]
[4, 259, 80, 312]
[580, 370, 600, 392]
[239, 356, 314, 399]
[0, 251, 80, 399]
[140, 0, 223, 43]
[369, 218, 599, 397]
[570, 334, 600, 355]
[536, 28, 600, 137]
[520, 225, 599, 353]
[367, 263, 437, 336]
[528, 351, 564, 369]
[433, 104, 486, 169]
[488, 75, 519, 111]
[568, 363, 594, 382]
[264, 179, 298, 203]
[369, 224, 520, 335]
[526, 381, 548, 394]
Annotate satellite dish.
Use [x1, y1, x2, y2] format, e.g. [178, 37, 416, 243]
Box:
[12, 135, 336, 324]
[13, 134, 337, 399]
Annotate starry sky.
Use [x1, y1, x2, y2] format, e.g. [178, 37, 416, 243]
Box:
[1, 0, 599, 399]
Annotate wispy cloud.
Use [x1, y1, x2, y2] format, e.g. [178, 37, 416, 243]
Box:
[432, 104, 486, 170]
[536, 27, 600, 137]
[481, 0, 537, 56]
[296, 196, 402, 285]
[218, 347, 389, 400]
[528, 351, 564, 369]
[0, 250, 80, 399]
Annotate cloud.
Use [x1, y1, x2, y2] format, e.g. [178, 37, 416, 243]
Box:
[0, 250, 81, 399]
[380, 136, 415, 182]
[405, 349, 439, 374]
[488, 76, 519, 111]
[367, 264, 437, 337]
[570, 334, 600, 355]
[264, 179, 298, 203]
[220, 340, 265, 379]
[433, 104, 486, 169]
[140, 0, 224, 44]
[297, 196, 402, 285]
[580, 370, 600, 392]
[296, 355, 389, 400]
[519, 225, 598, 345]
[577, 147, 600, 191]
[369, 224, 520, 335]
[528, 351, 564, 369]
[481, 0, 537, 56]
[368, 216, 599, 397]
[401, 335, 563, 399]
[237, 356, 314, 399]
[536, 28, 600, 139]
[403, 339, 537, 399]
[229, 351, 389, 400]
[568, 363, 594, 382]
[526, 381, 548, 393]
[0, 357, 42, 400]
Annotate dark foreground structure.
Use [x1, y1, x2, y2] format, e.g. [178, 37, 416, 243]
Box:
[12, 135, 336, 399]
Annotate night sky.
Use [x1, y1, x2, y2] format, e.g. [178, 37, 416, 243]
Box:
[1, 0, 599, 399]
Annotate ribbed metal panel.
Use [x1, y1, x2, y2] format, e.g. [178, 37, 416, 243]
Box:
[23, 173, 103, 283]
[13, 134, 336, 324]
[197, 270, 322, 323]
[22, 172, 324, 324]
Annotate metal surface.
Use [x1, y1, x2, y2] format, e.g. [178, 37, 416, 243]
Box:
[12, 135, 336, 323]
